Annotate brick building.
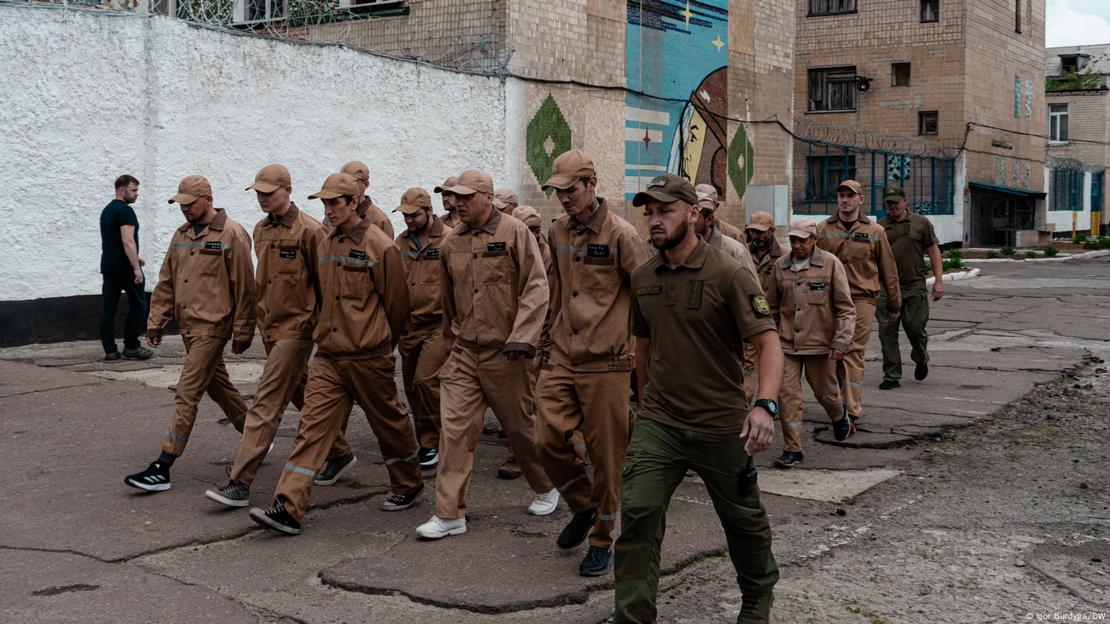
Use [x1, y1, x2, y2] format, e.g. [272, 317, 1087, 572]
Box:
[241, 0, 799, 228]
[794, 0, 1047, 246]
[1045, 45, 1109, 237]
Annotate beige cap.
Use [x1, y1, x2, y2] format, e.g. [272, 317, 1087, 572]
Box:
[246, 164, 291, 193]
[433, 176, 458, 194]
[493, 187, 519, 209]
[443, 170, 494, 195]
[513, 205, 542, 228]
[395, 187, 432, 214]
[340, 161, 370, 182]
[836, 179, 863, 195]
[542, 149, 596, 190]
[786, 218, 818, 239]
[746, 211, 774, 232]
[168, 175, 212, 204]
[695, 192, 717, 211]
[308, 173, 359, 200]
[694, 183, 718, 203]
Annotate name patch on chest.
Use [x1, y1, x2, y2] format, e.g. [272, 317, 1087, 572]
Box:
[423, 248, 440, 259]
[851, 232, 872, 242]
[686, 280, 704, 309]
[636, 285, 662, 296]
[484, 241, 509, 257]
[279, 246, 297, 260]
[586, 244, 611, 258]
[203, 241, 224, 251]
[809, 282, 827, 291]
[348, 249, 367, 260]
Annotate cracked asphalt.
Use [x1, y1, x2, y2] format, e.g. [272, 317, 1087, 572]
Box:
[0, 258, 1107, 623]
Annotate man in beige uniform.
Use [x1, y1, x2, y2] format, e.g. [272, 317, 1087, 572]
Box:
[816, 180, 901, 423]
[494, 187, 519, 215]
[766, 219, 857, 469]
[249, 173, 423, 535]
[394, 187, 454, 469]
[204, 165, 325, 507]
[513, 205, 551, 271]
[695, 183, 744, 241]
[435, 176, 464, 229]
[339, 160, 394, 237]
[695, 191, 756, 275]
[125, 175, 255, 493]
[415, 169, 558, 540]
[741, 211, 785, 403]
[534, 150, 648, 577]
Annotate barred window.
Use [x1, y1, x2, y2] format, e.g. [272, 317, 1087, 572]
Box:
[808, 67, 857, 112]
[809, 0, 857, 16]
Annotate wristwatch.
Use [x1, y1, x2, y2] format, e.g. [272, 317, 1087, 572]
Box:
[754, 399, 779, 418]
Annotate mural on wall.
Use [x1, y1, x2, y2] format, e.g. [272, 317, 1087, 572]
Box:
[624, 1, 738, 201]
[526, 95, 572, 198]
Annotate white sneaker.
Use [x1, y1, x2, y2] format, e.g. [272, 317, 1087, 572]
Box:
[416, 515, 466, 539]
[527, 488, 560, 516]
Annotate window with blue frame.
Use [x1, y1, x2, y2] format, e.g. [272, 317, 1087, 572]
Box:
[806, 154, 857, 203]
[1051, 168, 1082, 211]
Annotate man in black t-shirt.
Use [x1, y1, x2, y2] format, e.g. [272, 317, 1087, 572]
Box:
[99, 174, 152, 361]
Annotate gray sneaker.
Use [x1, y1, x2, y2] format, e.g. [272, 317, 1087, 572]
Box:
[205, 481, 250, 508]
[122, 346, 154, 360]
[314, 454, 357, 486]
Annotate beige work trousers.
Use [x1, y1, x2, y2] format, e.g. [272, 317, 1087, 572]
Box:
[399, 324, 445, 450]
[838, 299, 876, 418]
[434, 347, 554, 519]
[229, 338, 312, 484]
[272, 353, 422, 523]
[536, 364, 633, 549]
[780, 354, 844, 453]
[162, 335, 246, 457]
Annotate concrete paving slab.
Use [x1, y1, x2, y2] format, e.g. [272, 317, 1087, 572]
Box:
[757, 468, 902, 503]
[87, 361, 265, 388]
[0, 549, 257, 624]
[814, 430, 915, 448]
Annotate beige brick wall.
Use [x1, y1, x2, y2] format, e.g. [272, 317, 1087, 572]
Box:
[1046, 91, 1110, 168]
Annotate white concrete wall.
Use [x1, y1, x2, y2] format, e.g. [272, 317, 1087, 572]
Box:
[0, 5, 507, 301]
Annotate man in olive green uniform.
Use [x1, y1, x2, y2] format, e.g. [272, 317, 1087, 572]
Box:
[876, 187, 944, 389]
[124, 176, 255, 493]
[615, 174, 784, 624]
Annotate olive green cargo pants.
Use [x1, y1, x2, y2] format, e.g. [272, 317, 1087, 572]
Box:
[877, 287, 930, 382]
[614, 418, 778, 623]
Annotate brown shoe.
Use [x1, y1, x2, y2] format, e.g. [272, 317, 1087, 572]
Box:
[497, 455, 523, 480]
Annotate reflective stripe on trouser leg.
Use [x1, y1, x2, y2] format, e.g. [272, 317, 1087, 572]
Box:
[231, 338, 314, 485]
[479, 350, 553, 494]
[344, 355, 423, 496]
[273, 356, 353, 523]
[842, 299, 876, 417]
[434, 348, 491, 519]
[162, 335, 237, 457]
[614, 418, 689, 624]
[779, 354, 805, 453]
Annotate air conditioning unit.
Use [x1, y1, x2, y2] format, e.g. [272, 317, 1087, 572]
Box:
[337, 0, 404, 9]
[232, 0, 283, 25]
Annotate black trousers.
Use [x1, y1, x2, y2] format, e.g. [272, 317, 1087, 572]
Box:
[100, 270, 146, 354]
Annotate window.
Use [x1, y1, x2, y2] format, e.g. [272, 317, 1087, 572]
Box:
[808, 67, 857, 112]
[1060, 55, 1080, 74]
[806, 155, 857, 202]
[1048, 104, 1069, 142]
[1051, 168, 1082, 211]
[809, 0, 856, 16]
[921, 0, 939, 22]
[918, 111, 939, 136]
[892, 63, 911, 87]
[232, 0, 284, 24]
[1014, 0, 1022, 32]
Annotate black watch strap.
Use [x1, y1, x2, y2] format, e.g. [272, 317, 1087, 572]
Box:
[754, 399, 778, 417]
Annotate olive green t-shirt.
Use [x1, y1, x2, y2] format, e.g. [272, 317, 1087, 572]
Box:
[879, 212, 938, 289]
[631, 240, 776, 435]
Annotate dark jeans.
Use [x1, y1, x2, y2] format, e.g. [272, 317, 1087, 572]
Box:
[100, 269, 146, 354]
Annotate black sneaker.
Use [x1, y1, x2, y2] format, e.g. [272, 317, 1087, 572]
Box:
[557, 508, 597, 549]
[914, 362, 929, 381]
[418, 447, 439, 469]
[122, 346, 154, 360]
[205, 480, 250, 508]
[773, 451, 803, 469]
[578, 546, 613, 577]
[125, 461, 171, 492]
[249, 497, 301, 535]
[381, 483, 424, 512]
[104, 351, 122, 362]
[313, 454, 356, 486]
[832, 413, 856, 442]
[878, 379, 900, 390]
